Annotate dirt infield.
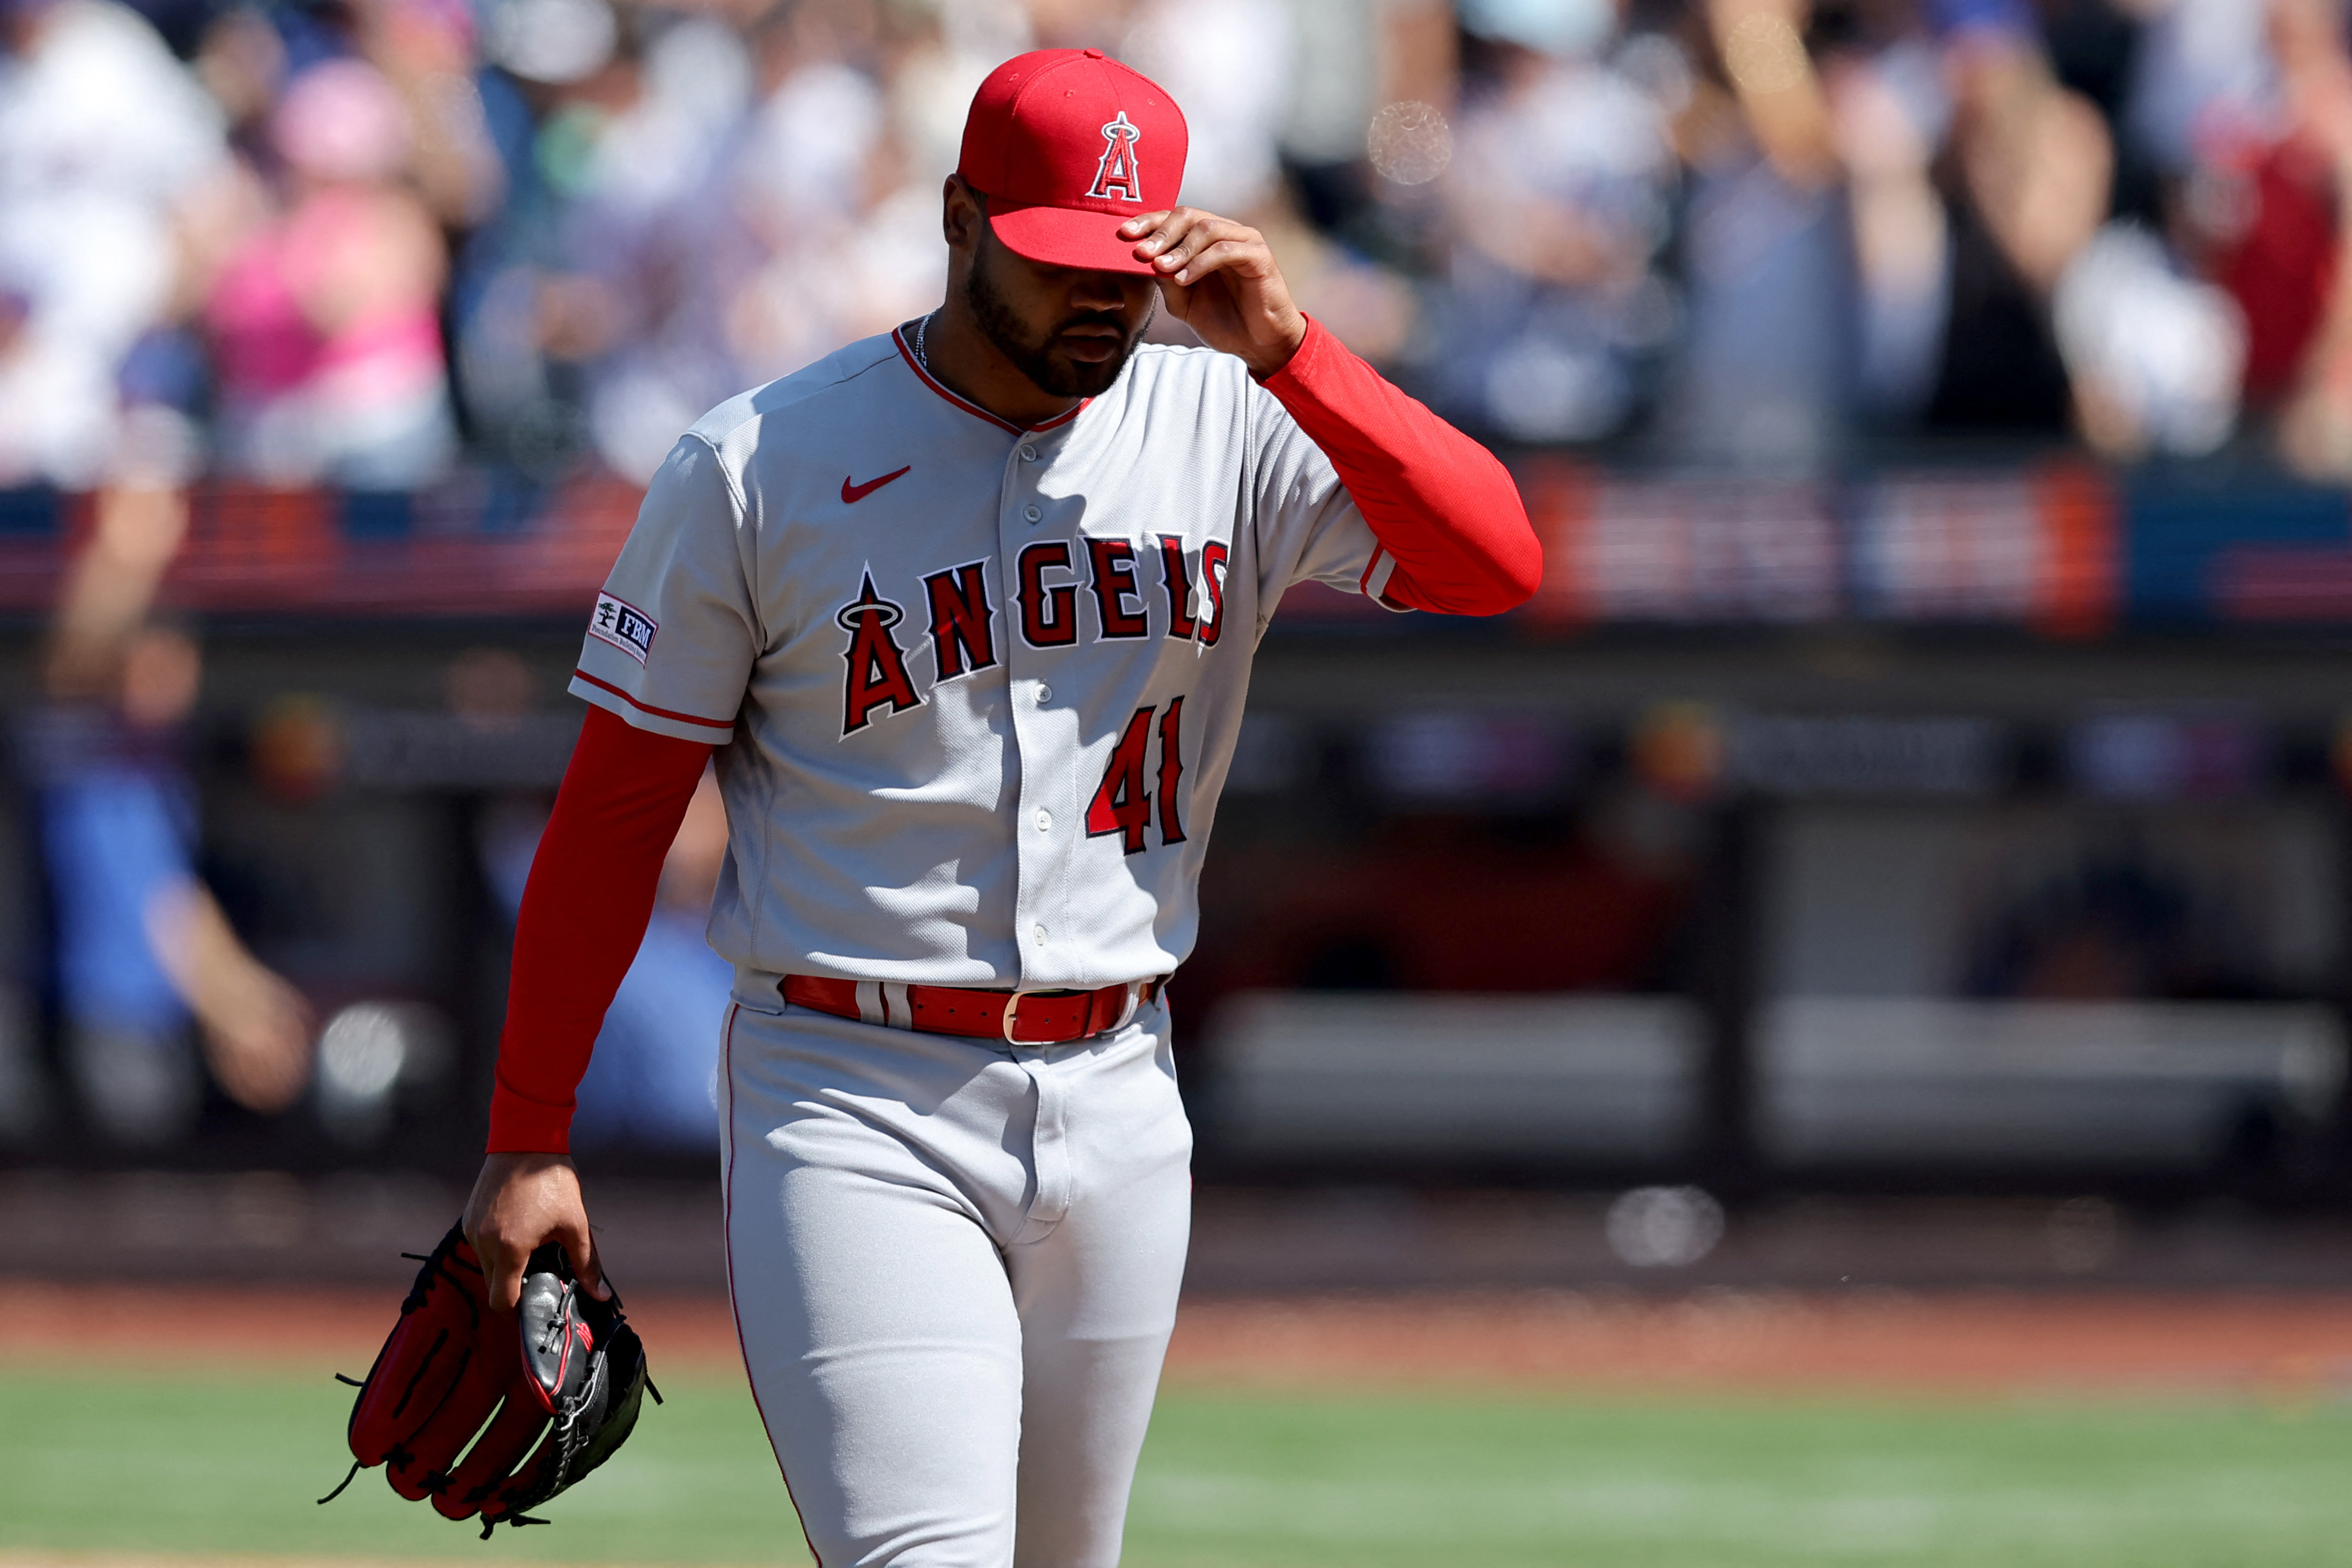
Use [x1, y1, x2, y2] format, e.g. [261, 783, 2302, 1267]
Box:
[0, 1558, 437, 1568]
[9, 1280, 2352, 1399]
[1165, 1291, 2352, 1398]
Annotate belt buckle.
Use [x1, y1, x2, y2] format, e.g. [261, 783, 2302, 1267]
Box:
[1000, 990, 1031, 1045]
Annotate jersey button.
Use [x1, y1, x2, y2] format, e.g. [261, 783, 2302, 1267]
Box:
[1019, 444, 1038, 462]
[1033, 923, 1048, 945]
[1023, 503, 1042, 523]
[1035, 809, 1052, 831]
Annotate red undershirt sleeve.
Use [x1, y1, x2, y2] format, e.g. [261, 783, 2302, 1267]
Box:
[1259, 316, 1543, 616]
[485, 703, 717, 1154]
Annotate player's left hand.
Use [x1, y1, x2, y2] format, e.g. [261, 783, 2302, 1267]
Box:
[1119, 208, 1305, 380]
[464, 1151, 609, 1312]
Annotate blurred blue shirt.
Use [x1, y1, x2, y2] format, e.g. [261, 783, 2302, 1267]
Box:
[26, 709, 196, 1035]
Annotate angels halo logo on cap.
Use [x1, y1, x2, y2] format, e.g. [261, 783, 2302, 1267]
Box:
[1087, 112, 1144, 202]
[957, 48, 1189, 277]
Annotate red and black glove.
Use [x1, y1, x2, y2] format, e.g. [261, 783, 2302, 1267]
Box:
[321, 1223, 656, 1536]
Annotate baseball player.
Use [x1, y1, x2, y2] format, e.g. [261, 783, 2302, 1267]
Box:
[461, 47, 1539, 1568]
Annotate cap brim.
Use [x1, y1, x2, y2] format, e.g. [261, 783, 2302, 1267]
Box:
[988, 204, 1156, 276]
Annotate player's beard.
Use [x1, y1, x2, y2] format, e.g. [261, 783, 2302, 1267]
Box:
[964, 248, 1153, 399]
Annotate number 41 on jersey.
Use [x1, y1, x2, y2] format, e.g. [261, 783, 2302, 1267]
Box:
[1087, 697, 1186, 854]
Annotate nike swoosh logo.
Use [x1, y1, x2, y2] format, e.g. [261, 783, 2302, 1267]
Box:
[841, 466, 911, 504]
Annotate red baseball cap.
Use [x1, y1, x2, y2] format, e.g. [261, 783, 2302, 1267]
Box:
[956, 48, 1189, 276]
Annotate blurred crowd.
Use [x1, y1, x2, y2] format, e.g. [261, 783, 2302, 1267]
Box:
[5, 0, 2352, 491]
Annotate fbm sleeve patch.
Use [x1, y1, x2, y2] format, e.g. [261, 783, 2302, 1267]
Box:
[588, 592, 658, 664]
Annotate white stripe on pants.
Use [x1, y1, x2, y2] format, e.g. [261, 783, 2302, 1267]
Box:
[718, 993, 1192, 1567]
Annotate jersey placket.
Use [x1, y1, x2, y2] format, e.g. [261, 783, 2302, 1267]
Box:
[1001, 423, 1082, 988]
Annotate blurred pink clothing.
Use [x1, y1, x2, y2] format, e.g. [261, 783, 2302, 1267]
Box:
[203, 184, 450, 482]
[205, 231, 318, 401]
[206, 186, 444, 413]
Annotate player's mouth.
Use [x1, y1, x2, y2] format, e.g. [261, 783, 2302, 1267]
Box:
[1054, 321, 1127, 363]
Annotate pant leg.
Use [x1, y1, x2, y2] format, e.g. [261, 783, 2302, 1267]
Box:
[722, 1003, 1033, 1568]
[1007, 1009, 1194, 1568]
[721, 998, 1194, 1568]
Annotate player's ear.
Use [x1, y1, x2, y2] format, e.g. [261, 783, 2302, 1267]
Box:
[943, 175, 983, 256]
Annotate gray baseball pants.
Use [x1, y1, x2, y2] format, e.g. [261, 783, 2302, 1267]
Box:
[717, 992, 1192, 1568]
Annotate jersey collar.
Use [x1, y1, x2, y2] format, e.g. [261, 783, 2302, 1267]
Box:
[892, 324, 1089, 436]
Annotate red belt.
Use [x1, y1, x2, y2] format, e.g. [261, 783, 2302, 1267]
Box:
[782, 975, 1161, 1045]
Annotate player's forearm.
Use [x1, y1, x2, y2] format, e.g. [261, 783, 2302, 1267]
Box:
[1260, 317, 1542, 615]
[486, 704, 715, 1153]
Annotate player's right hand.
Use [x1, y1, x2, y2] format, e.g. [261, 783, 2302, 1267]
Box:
[462, 1151, 607, 1312]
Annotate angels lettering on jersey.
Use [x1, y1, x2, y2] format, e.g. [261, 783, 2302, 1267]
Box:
[835, 539, 1227, 738]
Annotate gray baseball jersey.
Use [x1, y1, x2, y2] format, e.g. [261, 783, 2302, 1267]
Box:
[570, 325, 1398, 994]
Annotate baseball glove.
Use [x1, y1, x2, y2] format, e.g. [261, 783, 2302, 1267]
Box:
[320, 1222, 657, 1536]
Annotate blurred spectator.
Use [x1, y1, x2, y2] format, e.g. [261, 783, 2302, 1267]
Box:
[1191, 805, 1693, 1002]
[2121, 0, 2269, 189]
[455, 641, 730, 1148]
[891, 0, 1030, 184]
[1825, 6, 1954, 423]
[2023, 0, 2243, 458]
[1426, 0, 1680, 443]
[732, 3, 900, 371]
[1657, 0, 1857, 470]
[480, 754, 733, 1152]
[2173, 0, 2352, 479]
[0, 0, 230, 485]
[2053, 219, 2243, 458]
[1025, 0, 1131, 50]
[200, 57, 458, 486]
[1131, 0, 1419, 358]
[354, 0, 506, 229]
[1125, 0, 1293, 215]
[1275, 0, 1385, 235]
[1275, 0, 1454, 247]
[1965, 849, 2264, 1002]
[446, 0, 626, 477]
[2041, 0, 2154, 217]
[561, 10, 762, 481]
[13, 0, 2352, 486]
[1919, 1, 2111, 437]
[26, 486, 313, 1143]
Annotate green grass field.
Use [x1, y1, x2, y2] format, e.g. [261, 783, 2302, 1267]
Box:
[4, 1370, 2351, 1567]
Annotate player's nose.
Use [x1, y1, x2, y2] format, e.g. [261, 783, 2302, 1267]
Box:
[1068, 270, 1133, 312]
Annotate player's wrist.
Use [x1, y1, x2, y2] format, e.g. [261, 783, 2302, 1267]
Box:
[466, 1150, 575, 1223]
[1243, 310, 1310, 381]
[1247, 311, 1316, 383]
